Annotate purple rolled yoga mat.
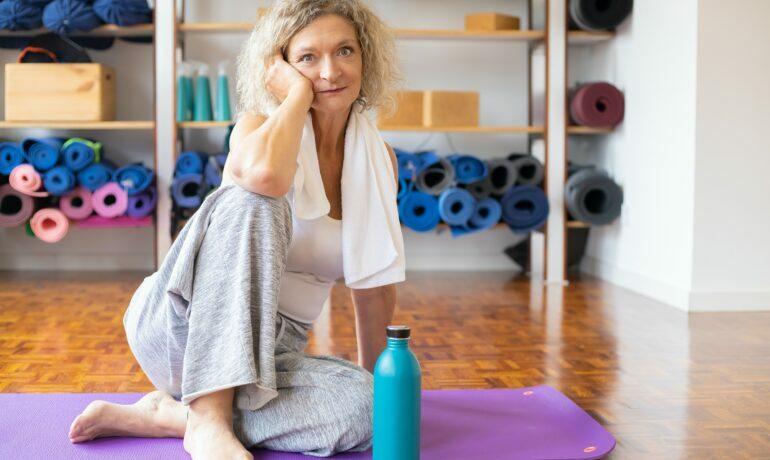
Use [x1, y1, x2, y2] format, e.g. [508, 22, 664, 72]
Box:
[0, 183, 35, 227]
[126, 186, 157, 219]
[0, 385, 614, 459]
[570, 82, 625, 127]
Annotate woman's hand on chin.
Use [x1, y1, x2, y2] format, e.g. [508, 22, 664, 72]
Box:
[266, 53, 314, 103]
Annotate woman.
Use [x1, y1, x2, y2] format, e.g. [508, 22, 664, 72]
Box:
[67, 1, 405, 458]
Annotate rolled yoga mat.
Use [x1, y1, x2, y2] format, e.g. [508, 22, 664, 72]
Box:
[126, 186, 156, 219]
[30, 207, 69, 243]
[60, 187, 94, 220]
[0, 142, 25, 175]
[461, 176, 494, 200]
[501, 185, 549, 233]
[570, 82, 625, 127]
[42, 165, 76, 196]
[447, 154, 488, 184]
[22, 137, 65, 172]
[414, 155, 455, 196]
[43, 0, 103, 35]
[486, 158, 518, 196]
[175, 150, 207, 175]
[93, 0, 153, 26]
[114, 163, 154, 196]
[203, 153, 227, 188]
[0, 0, 45, 31]
[92, 182, 128, 218]
[437, 187, 476, 226]
[398, 190, 440, 232]
[565, 168, 623, 225]
[171, 173, 205, 209]
[0, 183, 34, 227]
[62, 137, 102, 172]
[507, 153, 544, 186]
[395, 148, 419, 181]
[569, 0, 633, 31]
[450, 197, 502, 237]
[0, 386, 615, 459]
[9, 163, 49, 197]
[397, 177, 414, 202]
[77, 160, 116, 192]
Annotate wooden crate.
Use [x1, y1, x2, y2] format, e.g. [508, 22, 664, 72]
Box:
[423, 91, 479, 127]
[378, 90, 424, 128]
[465, 12, 521, 31]
[4, 63, 116, 121]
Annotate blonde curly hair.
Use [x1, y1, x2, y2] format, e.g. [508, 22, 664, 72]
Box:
[235, 0, 402, 118]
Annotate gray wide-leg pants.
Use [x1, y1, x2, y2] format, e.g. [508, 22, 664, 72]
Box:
[123, 185, 373, 457]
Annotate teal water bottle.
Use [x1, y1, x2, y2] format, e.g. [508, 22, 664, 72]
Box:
[373, 325, 421, 460]
[176, 63, 193, 122]
[215, 61, 232, 122]
[193, 62, 213, 121]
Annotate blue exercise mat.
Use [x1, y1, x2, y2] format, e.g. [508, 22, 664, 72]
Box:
[394, 148, 420, 181]
[500, 185, 549, 233]
[398, 190, 440, 232]
[62, 138, 102, 172]
[172, 173, 204, 209]
[42, 165, 76, 196]
[397, 177, 413, 203]
[0, 0, 45, 31]
[77, 160, 115, 191]
[93, 0, 152, 26]
[175, 151, 206, 176]
[0, 142, 25, 175]
[447, 154, 488, 184]
[437, 187, 476, 226]
[204, 153, 226, 188]
[43, 0, 103, 35]
[450, 197, 502, 237]
[22, 137, 64, 172]
[114, 163, 153, 196]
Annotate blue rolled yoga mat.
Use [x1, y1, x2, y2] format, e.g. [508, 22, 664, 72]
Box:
[0, 142, 25, 175]
[114, 163, 153, 195]
[437, 187, 476, 226]
[500, 185, 549, 233]
[127, 186, 156, 219]
[93, 0, 152, 26]
[397, 177, 413, 202]
[43, 0, 103, 35]
[22, 137, 65, 172]
[450, 198, 502, 237]
[0, 0, 45, 31]
[172, 173, 205, 209]
[175, 151, 206, 176]
[204, 153, 227, 188]
[42, 165, 76, 196]
[77, 160, 115, 192]
[62, 138, 102, 172]
[394, 148, 421, 181]
[398, 190, 440, 232]
[447, 154, 487, 184]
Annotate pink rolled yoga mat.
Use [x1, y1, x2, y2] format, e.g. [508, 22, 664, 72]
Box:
[0, 184, 35, 227]
[60, 187, 94, 220]
[9, 164, 49, 197]
[30, 208, 69, 243]
[570, 82, 625, 127]
[92, 182, 128, 218]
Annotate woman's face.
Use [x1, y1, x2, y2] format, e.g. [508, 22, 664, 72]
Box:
[285, 14, 363, 115]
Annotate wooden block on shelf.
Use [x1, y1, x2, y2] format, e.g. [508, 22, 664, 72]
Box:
[423, 91, 479, 127]
[378, 90, 424, 128]
[465, 12, 521, 31]
[4, 63, 115, 122]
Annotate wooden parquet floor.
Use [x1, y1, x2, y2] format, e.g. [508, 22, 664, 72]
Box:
[1, 270, 769, 459]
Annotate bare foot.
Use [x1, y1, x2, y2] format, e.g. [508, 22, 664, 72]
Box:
[183, 417, 253, 460]
[68, 390, 187, 443]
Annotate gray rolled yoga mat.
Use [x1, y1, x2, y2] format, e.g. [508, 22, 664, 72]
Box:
[507, 153, 544, 186]
[486, 158, 518, 196]
[415, 157, 456, 196]
[565, 168, 623, 225]
[461, 176, 495, 200]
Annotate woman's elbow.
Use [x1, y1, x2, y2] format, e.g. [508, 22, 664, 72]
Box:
[232, 166, 291, 198]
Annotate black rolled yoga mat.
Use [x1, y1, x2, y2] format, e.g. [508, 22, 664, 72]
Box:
[507, 153, 544, 186]
[569, 0, 633, 31]
[565, 168, 623, 225]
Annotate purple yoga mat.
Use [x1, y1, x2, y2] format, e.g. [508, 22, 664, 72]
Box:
[0, 385, 614, 459]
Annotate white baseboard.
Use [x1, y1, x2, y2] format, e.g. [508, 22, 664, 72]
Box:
[406, 254, 521, 271]
[0, 253, 154, 271]
[688, 290, 770, 312]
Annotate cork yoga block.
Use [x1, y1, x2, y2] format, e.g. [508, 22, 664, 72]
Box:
[4, 63, 116, 122]
[465, 12, 521, 31]
[378, 91, 424, 128]
[423, 91, 479, 127]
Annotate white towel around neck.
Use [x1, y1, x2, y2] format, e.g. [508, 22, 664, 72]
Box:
[289, 103, 405, 289]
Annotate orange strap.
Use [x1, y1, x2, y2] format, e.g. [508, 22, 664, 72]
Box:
[17, 46, 58, 63]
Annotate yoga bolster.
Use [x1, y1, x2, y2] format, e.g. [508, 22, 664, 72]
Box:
[486, 158, 518, 196]
[22, 137, 64, 172]
[171, 173, 205, 209]
[415, 157, 455, 196]
[570, 82, 625, 127]
[43, 0, 103, 35]
[77, 160, 115, 192]
[42, 165, 76, 196]
[507, 153, 544, 186]
[9, 164, 48, 197]
[93, 0, 152, 26]
[126, 186, 156, 219]
[114, 163, 154, 195]
[0, 0, 44, 31]
[569, 0, 633, 31]
[30, 207, 69, 243]
[91, 181, 128, 218]
[175, 150, 206, 175]
[0, 184, 34, 227]
[437, 187, 476, 226]
[450, 197, 502, 237]
[565, 168, 623, 225]
[62, 137, 102, 172]
[398, 190, 440, 232]
[0, 142, 25, 175]
[447, 154, 488, 184]
[59, 186, 93, 220]
[501, 185, 549, 233]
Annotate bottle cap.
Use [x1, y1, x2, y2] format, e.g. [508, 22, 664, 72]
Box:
[386, 325, 410, 339]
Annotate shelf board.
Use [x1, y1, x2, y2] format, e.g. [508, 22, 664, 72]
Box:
[76, 215, 154, 228]
[566, 220, 591, 228]
[0, 121, 154, 130]
[401, 222, 508, 231]
[567, 30, 614, 44]
[0, 24, 154, 37]
[178, 121, 232, 129]
[381, 125, 545, 134]
[567, 125, 614, 134]
[179, 23, 544, 41]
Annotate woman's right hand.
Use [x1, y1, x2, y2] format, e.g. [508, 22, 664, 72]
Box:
[265, 53, 313, 103]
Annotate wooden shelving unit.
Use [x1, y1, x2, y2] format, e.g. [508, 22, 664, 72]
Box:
[0, 24, 154, 37]
[567, 125, 614, 134]
[0, 121, 154, 130]
[567, 30, 614, 44]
